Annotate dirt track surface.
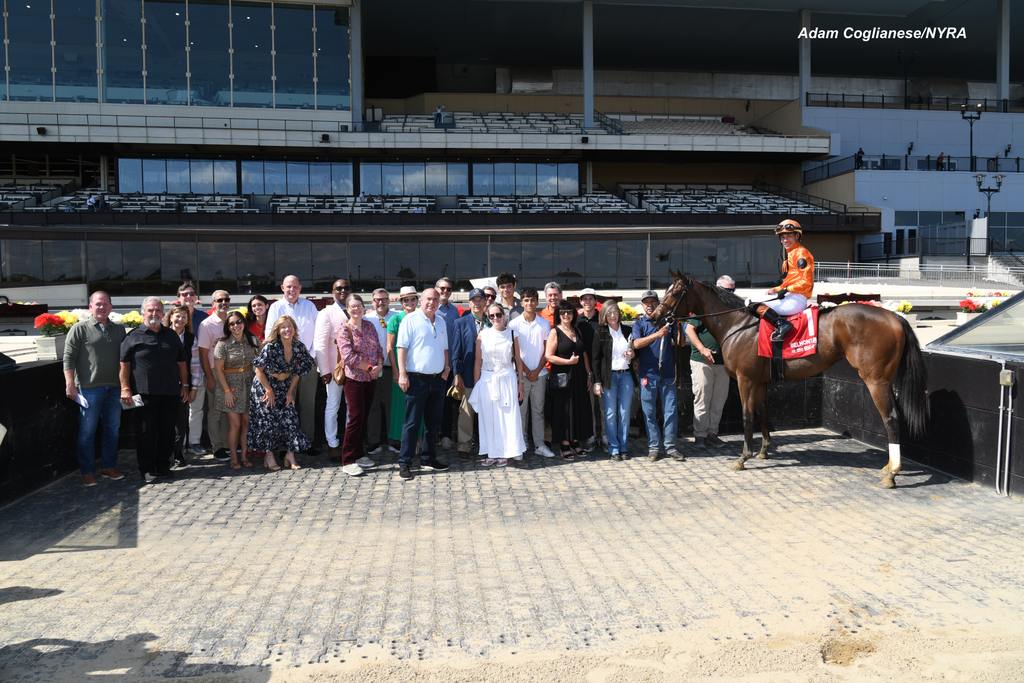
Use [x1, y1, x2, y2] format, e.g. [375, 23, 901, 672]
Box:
[1, 429, 1022, 681]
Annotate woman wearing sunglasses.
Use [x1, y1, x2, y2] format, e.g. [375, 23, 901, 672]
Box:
[468, 303, 526, 466]
[213, 311, 259, 469]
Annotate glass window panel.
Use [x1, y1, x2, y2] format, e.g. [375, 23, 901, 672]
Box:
[142, 159, 168, 193]
[123, 242, 161, 282]
[894, 210, 917, 226]
[103, 0, 144, 103]
[489, 241, 522, 279]
[1006, 212, 1024, 227]
[54, 0, 98, 102]
[119, 158, 143, 193]
[264, 162, 287, 194]
[447, 163, 469, 195]
[42, 240, 83, 283]
[585, 240, 617, 289]
[515, 163, 537, 196]
[936, 296, 1024, 355]
[189, 160, 214, 194]
[144, 1, 188, 105]
[649, 238, 682, 288]
[196, 242, 236, 291]
[989, 212, 1007, 228]
[235, 243, 271, 291]
[349, 243, 384, 290]
[274, 243, 312, 282]
[558, 163, 579, 196]
[360, 163, 382, 195]
[616, 238, 647, 290]
[2, 240, 43, 283]
[307, 163, 331, 195]
[187, 0, 230, 106]
[385, 243, 419, 290]
[7, 3, 53, 101]
[232, 2, 273, 107]
[494, 163, 515, 196]
[683, 238, 717, 280]
[537, 163, 558, 196]
[313, 7, 350, 110]
[241, 161, 264, 194]
[521, 241, 553, 281]
[311, 242, 348, 291]
[273, 4, 314, 109]
[381, 163, 404, 195]
[331, 163, 354, 195]
[750, 236, 778, 286]
[87, 241, 124, 282]
[918, 211, 942, 227]
[942, 211, 966, 225]
[404, 163, 426, 196]
[553, 242, 584, 289]
[420, 243, 455, 291]
[717, 239, 751, 286]
[454, 242, 488, 290]
[161, 242, 197, 284]
[425, 163, 447, 196]
[214, 161, 236, 194]
[472, 163, 493, 196]
[166, 160, 191, 193]
[286, 162, 310, 195]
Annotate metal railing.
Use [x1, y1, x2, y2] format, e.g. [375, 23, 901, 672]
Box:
[752, 181, 848, 214]
[594, 111, 625, 135]
[816, 261, 1024, 288]
[806, 93, 1024, 113]
[804, 153, 1024, 184]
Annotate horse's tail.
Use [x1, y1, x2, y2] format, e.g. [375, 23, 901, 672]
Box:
[894, 315, 929, 438]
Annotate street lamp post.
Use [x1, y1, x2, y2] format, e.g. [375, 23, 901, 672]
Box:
[976, 173, 1005, 216]
[961, 102, 982, 171]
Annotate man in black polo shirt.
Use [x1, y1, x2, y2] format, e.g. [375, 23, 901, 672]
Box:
[120, 297, 189, 483]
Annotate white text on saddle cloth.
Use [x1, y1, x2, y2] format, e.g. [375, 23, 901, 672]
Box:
[756, 307, 819, 360]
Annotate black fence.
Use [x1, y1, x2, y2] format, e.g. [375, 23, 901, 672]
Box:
[857, 236, 993, 262]
[806, 92, 1024, 113]
[804, 154, 1024, 184]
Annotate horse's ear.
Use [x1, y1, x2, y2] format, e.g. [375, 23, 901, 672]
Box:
[670, 269, 683, 281]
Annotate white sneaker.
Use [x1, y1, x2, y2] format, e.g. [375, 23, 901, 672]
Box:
[368, 445, 383, 455]
[341, 463, 364, 477]
[535, 444, 556, 458]
[387, 444, 400, 454]
[440, 437, 454, 450]
[356, 456, 375, 468]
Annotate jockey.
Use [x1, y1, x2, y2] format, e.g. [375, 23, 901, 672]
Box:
[761, 219, 814, 340]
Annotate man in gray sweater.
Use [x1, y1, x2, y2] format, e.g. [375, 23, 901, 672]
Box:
[64, 291, 127, 486]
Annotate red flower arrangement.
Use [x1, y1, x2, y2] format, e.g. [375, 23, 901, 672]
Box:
[958, 299, 987, 313]
[34, 313, 71, 336]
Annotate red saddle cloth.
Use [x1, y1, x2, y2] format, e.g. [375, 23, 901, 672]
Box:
[756, 306, 820, 359]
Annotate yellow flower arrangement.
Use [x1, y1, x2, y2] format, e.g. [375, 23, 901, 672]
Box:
[617, 301, 640, 321]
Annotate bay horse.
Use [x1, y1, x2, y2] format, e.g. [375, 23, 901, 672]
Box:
[652, 272, 928, 488]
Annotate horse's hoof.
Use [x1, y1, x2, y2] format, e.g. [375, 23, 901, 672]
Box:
[880, 474, 896, 489]
[732, 460, 746, 471]
[756, 451, 769, 460]
[880, 462, 891, 474]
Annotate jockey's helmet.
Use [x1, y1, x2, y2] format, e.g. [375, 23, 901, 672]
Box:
[775, 219, 803, 237]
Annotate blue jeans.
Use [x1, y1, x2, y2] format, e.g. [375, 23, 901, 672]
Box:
[399, 373, 445, 465]
[602, 371, 634, 455]
[75, 385, 122, 474]
[639, 375, 677, 453]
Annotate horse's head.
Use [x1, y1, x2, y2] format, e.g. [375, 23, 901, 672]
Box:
[651, 270, 694, 325]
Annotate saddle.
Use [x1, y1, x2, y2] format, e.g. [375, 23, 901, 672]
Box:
[756, 306, 820, 381]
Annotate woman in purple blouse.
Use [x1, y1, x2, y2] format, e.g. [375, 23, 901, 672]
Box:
[336, 294, 384, 477]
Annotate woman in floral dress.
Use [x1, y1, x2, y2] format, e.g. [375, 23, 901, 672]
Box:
[248, 315, 314, 470]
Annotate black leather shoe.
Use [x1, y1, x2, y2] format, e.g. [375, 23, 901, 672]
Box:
[705, 434, 726, 447]
[212, 448, 230, 461]
[421, 458, 449, 471]
[399, 464, 414, 480]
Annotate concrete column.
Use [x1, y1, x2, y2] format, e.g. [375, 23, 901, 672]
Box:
[799, 9, 811, 107]
[582, 0, 594, 128]
[997, 0, 1010, 103]
[99, 155, 109, 191]
[350, 0, 364, 128]
[585, 160, 593, 194]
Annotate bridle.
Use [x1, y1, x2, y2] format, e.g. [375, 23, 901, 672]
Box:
[658, 277, 750, 323]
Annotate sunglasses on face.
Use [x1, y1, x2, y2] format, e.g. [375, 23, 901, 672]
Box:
[335, 286, 350, 292]
[437, 287, 452, 292]
[229, 320, 244, 327]
[372, 297, 388, 303]
[484, 294, 496, 300]
[560, 310, 573, 316]
[488, 311, 504, 320]
[180, 292, 197, 298]
[215, 297, 230, 304]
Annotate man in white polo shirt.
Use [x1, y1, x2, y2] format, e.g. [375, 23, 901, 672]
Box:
[265, 274, 320, 452]
[396, 287, 451, 480]
[509, 286, 555, 458]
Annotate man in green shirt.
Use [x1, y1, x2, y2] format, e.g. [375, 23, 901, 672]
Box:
[684, 275, 735, 447]
[63, 291, 127, 486]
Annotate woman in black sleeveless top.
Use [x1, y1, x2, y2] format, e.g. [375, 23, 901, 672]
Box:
[544, 301, 594, 458]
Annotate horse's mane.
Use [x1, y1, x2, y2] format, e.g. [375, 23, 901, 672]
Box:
[695, 279, 746, 309]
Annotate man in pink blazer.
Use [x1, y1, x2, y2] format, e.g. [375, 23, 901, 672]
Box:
[314, 278, 351, 460]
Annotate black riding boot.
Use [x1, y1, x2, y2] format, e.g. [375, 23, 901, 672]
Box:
[762, 308, 793, 341]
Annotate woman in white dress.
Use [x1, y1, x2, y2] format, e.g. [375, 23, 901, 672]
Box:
[468, 303, 527, 466]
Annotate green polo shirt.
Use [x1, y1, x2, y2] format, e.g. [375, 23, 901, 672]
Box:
[63, 319, 127, 388]
[685, 317, 722, 366]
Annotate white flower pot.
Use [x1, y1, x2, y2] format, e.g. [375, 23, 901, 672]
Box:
[955, 312, 977, 325]
[35, 333, 66, 361]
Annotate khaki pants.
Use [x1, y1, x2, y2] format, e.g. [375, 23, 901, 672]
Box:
[207, 394, 226, 451]
[690, 360, 729, 438]
[457, 385, 476, 452]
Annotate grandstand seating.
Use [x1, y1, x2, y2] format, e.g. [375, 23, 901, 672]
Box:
[445, 191, 642, 214]
[380, 112, 606, 135]
[621, 184, 834, 215]
[613, 115, 776, 136]
[0, 183, 62, 210]
[48, 191, 258, 213]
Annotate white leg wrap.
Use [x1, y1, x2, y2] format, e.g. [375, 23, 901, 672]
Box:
[888, 443, 902, 473]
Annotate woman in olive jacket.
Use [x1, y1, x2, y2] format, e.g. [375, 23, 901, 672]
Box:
[591, 303, 635, 460]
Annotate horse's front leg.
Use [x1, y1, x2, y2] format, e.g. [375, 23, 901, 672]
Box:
[753, 382, 771, 459]
[733, 375, 756, 471]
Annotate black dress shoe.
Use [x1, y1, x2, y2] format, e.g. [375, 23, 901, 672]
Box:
[421, 458, 449, 471]
[705, 434, 726, 447]
[212, 448, 231, 461]
[399, 464, 414, 480]
[304, 446, 320, 457]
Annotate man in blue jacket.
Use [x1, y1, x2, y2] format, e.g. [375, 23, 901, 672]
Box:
[451, 288, 489, 457]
